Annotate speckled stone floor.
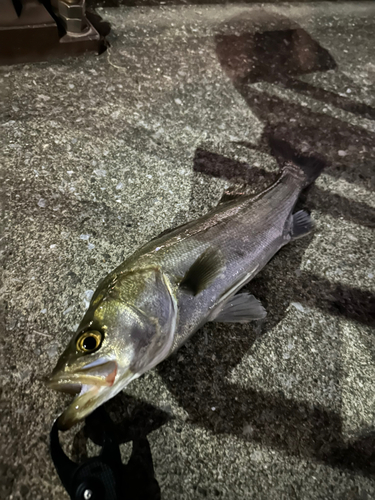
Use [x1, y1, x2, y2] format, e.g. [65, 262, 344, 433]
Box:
[1, 2, 375, 499]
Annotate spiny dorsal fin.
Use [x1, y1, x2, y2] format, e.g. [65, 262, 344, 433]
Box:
[218, 184, 248, 205]
[150, 220, 189, 241]
[180, 247, 225, 295]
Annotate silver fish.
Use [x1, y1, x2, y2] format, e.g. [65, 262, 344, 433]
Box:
[47, 139, 325, 429]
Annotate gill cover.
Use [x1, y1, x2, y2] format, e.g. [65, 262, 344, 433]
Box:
[117, 267, 178, 373]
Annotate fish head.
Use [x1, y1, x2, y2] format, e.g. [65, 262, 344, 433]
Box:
[47, 268, 177, 429]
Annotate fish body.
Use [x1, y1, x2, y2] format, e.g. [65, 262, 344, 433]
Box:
[48, 140, 324, 429]
[119, 167, 300, 346]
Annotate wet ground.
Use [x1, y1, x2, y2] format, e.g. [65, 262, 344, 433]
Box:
[1, 2, 375, 499]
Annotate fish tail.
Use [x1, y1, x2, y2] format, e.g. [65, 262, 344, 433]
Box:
[269, 136, 326, 188]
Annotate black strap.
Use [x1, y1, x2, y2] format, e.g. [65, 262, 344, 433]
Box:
[50, 408, 126, 500]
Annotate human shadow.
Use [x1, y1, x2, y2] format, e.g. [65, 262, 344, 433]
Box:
[54, 8, 374, 480]
[212, 10, 375, 329]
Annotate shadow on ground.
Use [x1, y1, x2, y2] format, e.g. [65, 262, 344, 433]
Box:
[156, 10, 375, 477]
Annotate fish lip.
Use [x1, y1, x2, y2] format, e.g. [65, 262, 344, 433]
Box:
[46, 360, 118, 392]
[46, 380, 82, 394]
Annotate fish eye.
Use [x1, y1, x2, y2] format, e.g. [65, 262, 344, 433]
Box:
[76, 331, 103, 353]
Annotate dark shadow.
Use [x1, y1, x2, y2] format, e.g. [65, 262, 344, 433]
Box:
[86, 9, 111, 39]
[71, 394, 171, 499]
[284, 77, 375, 121]
[72, 392, 171, 456]
[302, 273, 375, 327]
[194, 147, 275, 186]
[327, 430, 375, 476]
[152, 15, 375, 456]
[216, 26, 375, 121]
[161, 344, 375, 476]
[214, 11, 375, 190]
[216, 26, 337, 82]
[194, 148, 375, 230]
[158, 205, 374, 476]
[157, 200, 374, 474]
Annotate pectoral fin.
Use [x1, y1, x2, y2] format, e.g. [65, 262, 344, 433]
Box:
[180, 247, 224, 296]
[213, 293, 267, 323]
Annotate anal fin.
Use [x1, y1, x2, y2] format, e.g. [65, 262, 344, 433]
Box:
[291, 210, 313, 240]
[212, 292, 267, 323]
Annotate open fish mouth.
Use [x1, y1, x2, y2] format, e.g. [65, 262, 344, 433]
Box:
[46, 359, 118, 430]
[46, 359, 118, 392]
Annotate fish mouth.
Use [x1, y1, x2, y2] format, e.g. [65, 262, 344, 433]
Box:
[46, 359, 120, 430]
[46, 359, 118, 392]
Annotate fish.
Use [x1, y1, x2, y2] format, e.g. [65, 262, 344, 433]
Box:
[47, 138, 325, 430]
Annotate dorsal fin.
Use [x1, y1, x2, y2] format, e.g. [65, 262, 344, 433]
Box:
[150, 222, 188, 241]
[218, 184, 253, 205]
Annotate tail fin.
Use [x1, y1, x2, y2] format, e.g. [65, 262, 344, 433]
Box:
[269, 136, 326, 188]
